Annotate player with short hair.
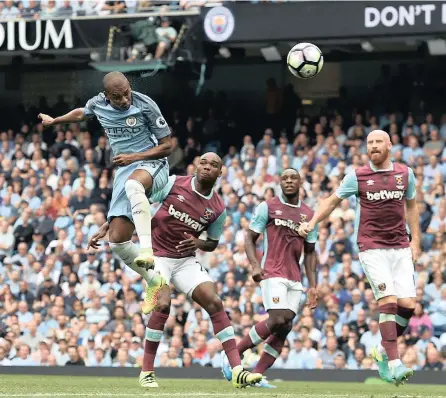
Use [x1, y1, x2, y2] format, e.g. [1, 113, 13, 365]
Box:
[39, 71, 170, 308]
[299, 130, 419, 386]
[88, 153, 263, 389]
[222, 168, 318, 388]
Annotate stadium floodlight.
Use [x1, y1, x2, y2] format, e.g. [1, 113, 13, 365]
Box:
[361, 41, 374, 52]
[260, 46, 282, 62]
[427, 39, 446, 55]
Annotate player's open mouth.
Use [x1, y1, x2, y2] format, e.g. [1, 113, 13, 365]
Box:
[371, 151, 380, 154]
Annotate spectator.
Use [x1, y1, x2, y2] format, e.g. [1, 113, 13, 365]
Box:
[1, 0, 20, 19]
[154, 17, 177, 60]
[66, 346, 85, 366]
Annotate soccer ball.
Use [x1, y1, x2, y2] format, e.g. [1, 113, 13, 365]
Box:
[287, 43, 324, 79]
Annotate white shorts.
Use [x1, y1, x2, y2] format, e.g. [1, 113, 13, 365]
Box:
[154, 256, 213, 298]
[260, 277, 303, 315]
[358, 247, 416, 300]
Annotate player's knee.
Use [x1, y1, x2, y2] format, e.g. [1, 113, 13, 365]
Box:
[270, 315, 287, 331]
[124, 178, 145, 198]
[204, 297, 223, 315]
[155, 299, 171, 314]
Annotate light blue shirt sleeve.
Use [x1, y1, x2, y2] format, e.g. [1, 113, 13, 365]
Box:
[142, 99, 171, 140]
[149, 175, 176, 203]
[406, 167, 416, 200]
[249, 201, 268, 234]
[306, 223, 318, 244]
[335, 171, 358, 199]
[207, 210, 227, 241]
[84, 94, 101, 117]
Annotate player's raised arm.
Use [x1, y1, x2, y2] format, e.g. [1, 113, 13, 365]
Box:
[246, 201, 268, 282]
[405, 168, 421, 263]
[38, 108, 86, 128]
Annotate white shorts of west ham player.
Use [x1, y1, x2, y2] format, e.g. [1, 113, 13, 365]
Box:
[260, 277, 303, 314]
[358, 247, 416, 300]
[154, 256, 213, 298]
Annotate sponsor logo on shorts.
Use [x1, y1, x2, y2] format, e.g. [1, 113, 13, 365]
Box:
[126, 116, 137, 127]
[272, 297, 280, 303]
[168, 204, 205, 232]
[378, 283, 386, 292]
[366, 190, 405, 201]
[274, 218, 300, 232]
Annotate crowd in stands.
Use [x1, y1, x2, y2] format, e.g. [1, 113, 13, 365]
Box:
[0, 0, 213, 20]
[0, 80, 445, 371]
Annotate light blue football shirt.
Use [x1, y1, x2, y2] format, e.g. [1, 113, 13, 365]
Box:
[84, 91, 170, 156]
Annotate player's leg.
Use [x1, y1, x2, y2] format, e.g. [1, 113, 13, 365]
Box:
[125, 160, 168, 268]
[140, 259, 173, 388]
[360, 249, 411, 384]
[252, 312, 293, 389]
[391, 248, 417, 385]
[108, 217, 165, 310]
[236, 278, 288, 356]
[252, 281, 298, 387]
[393, 248, 416, 337]
[191, 282, 262, 388]
[172, 259, 261, 388]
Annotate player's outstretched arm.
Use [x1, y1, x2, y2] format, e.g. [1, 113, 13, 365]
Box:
[299, 193, 342, 238]
[38, 108, 87, 128]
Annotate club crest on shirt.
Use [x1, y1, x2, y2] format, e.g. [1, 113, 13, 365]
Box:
[200, 208, 214, 224]
[394, 174, 403, 185]
[300, 214, 307, 223]
[126, 116, 137, 127]
[272, 297, 280, 304]
[378, 283, 386, 292]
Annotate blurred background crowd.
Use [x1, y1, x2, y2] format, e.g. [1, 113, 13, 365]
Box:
[0, 0, 211, 19]
[0, 74, 445, 371]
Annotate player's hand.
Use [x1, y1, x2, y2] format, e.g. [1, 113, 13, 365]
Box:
[87, 224, 109, 250]
[251, 266, 264, 283]
[38, 113, 54, 128]
[306, 287, 318, 309]
[410, 241, 421, 264]
[298, 221, 313, 238]
[176, 232, 200, 255]
[113, 154, 138, 167]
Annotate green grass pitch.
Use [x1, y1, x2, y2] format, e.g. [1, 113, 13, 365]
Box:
[0, 375, 445, 398]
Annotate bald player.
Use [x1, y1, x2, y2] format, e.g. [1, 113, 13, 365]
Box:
[299, 130, 420, 386]
[39, 71, 171, 304]
[88, 153, 262, 389]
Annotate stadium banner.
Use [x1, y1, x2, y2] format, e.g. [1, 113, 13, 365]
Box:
[0, 16, 145, 53]
[219, 1, 446, 43]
